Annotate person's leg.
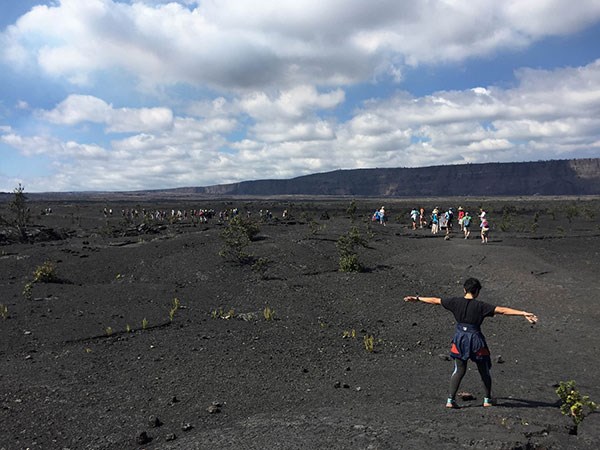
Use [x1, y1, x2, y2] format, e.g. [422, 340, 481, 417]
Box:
[475, 359, 493, 405]
[448, 358, 468, 406]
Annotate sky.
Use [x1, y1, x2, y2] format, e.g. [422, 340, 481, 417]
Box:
[1, 1, 600, 192]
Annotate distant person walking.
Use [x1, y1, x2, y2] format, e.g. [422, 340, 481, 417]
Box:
[410, 208, 419, 230]
[462, 211, 473, 239]
[457, 207, 465, 231]
[480, 217, 490, 244]
[431, 207, 440, 234]
[444, 208, 454, 239]
[403, 278, 538, 408]
[379, 206, 387, 226]
[419, 207, 426, 229]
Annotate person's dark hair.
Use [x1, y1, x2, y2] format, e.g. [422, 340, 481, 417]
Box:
[464, 278, 482, 295]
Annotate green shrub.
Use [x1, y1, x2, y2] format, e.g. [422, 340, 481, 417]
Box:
[219, 215, 260, 263]
[556, 380, 597, 433]
[565, 205, 579, 224]
[339, 253, 361, 272]
[336, 227, 367, 272]
[33, 261, 58, 283]
[346, 200, 357, 221]
[9, 184, 30, 239]
[251, 257, 270, 279]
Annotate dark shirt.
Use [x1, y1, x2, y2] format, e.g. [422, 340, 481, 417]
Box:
[441, 296, 496, 327]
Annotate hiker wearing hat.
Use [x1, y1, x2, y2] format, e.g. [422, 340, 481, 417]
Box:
[457, 207, 465, 231]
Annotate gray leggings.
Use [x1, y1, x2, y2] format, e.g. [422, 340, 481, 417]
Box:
[449, 358, 492, 400]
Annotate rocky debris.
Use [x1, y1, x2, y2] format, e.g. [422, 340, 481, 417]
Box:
[148, 415, 162, 427]
[181, 423, 193, 431]
[495, 355, 505, 364]
[136, 431, 151, 445]
[438, 354, 451, 361]
[458, 392, 475, 401]
[165, 433, 177, 441]
[207, 401, 222, 414]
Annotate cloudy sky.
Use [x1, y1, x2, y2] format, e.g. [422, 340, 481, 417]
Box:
[1, 0, 600, 192]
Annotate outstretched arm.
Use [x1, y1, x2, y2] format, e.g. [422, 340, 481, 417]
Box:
[404, 296, 441, 305]
[495, 306, 538, 324]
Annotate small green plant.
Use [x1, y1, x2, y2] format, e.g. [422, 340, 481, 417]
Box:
[556, 380, 597, 433]
[22, 282, 33, 300]
[0, 304, 8, 320]
[33, 261, 58, 283]
[169, 297, 181, 322]
[9, 183, 30, 240]
[219, 215, 260, 263]
[565, 205, 579, 224]
[308, 219, 324, 235]
[363, 334, 375, 352]
[342, 329, 356, 339]
[211, 307, 235, 320]
[126, 324, 132, 333]
[336, 227, 367, 272]
[263, 306, 275, 321]
[105, 326, 113, 336]
[142, 318, 149, 330]
[557, 226, 565, 235]
[251, 257, 270, 279]
[346, 200, 357, 221]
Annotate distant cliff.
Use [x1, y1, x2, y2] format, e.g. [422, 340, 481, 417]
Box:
[3, 158, 599, 200]
[190, 158, 600, 197]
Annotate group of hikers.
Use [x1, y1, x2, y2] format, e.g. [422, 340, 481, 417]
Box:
[373, 206, 491, 243]
[421, 206, 490, 243]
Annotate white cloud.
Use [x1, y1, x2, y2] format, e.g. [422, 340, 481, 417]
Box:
[40, 95, 174, 133]
[3, 0, 600, 91]
[1, 2, 600, 192]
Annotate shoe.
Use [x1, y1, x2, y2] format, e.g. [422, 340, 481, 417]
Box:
[483, 397, 493, 407]
[446, 398, 460, 409]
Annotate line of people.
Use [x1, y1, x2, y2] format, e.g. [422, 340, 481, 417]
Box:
[409, 206, 490, 243]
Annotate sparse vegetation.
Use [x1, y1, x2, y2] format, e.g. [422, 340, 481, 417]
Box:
[142, 318, 149, 330]
[556, 380, 597, 433]
[251, 257, 270, 279]
[22, 282, 33, 301]
[211, 307, 235, 320]
[0, 304, 8, 320]
[346, 199, 357, 221]
[342, 329, 357, 339]
[263, 306, 275, 321]
[336, 227, 368, 272]
[565, 204, 579, 225]
[105, 326, 113, 336]
[219, 215, 260, 263]
[363, 334, 375, 352]
[22, 261, 59, 299]
[9, 184, 30, 240]
[33, 261, 58, 283]
[169, 297, 181, 322]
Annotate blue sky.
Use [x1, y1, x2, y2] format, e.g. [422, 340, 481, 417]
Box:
[1, 0, 600, 192]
